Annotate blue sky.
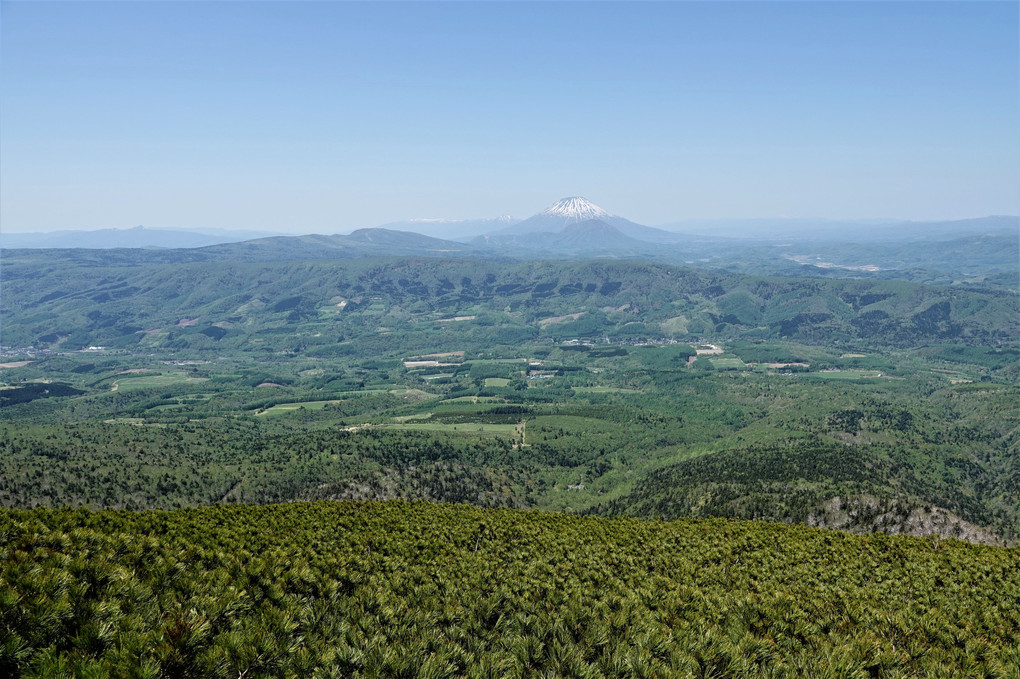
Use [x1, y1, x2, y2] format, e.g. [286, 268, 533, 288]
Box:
[2, 1, 1017, 233]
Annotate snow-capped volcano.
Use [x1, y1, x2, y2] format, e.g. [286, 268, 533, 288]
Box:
[541, 197, 611, 222]
[487, 197, 682, 244]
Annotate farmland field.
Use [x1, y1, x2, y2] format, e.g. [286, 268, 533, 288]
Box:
[110, 372, 208, 392]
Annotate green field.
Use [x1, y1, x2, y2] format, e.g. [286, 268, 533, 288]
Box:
[709, 357, 748, 369]
[256, 399, 342, 415]
[111, 373, 208, 392]
[812, 369, 885, 380]
[572, 386, 641, 393]
[378, 421, 519, 437]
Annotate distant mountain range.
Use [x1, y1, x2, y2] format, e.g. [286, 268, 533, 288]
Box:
[5, 200, 1016, 252]
[0, 225, 285, 249]
[2, 201, 1016, 288]
[661, 215, 1020, 241]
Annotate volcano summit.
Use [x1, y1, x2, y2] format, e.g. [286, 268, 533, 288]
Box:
[489, 197, 683, 244]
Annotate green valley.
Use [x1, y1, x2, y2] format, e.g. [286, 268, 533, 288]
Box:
[1, 254, 1016, 542]
[2, 249, 1017, 676]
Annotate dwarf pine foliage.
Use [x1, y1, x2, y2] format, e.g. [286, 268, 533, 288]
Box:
[2, 500, 1018, 678]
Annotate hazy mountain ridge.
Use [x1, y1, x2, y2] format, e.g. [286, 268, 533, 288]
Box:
[662, 215, 1020, 241]
[377, 215, 519, 241]
[0, 225, 287, 249]
[5, 203, 1015, 289]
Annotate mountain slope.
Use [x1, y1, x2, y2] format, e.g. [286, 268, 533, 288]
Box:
[343, 227, 477, 253]
[377, 216, 519, 241]
[592, 441, 1013, 544]
[545, 220, 649, 250]
[475, 219, 657, 256]
[5, 500, 1018, 676]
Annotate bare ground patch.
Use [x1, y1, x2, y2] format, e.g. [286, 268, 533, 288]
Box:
[409, 351, 465, 360]
[539, 312, 584, 327]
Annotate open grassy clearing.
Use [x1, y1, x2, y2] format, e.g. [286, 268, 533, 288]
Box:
[709, 357, 747, 369]
[257, 400, 341, 415]
[428, 402, 512, 416]
[390, 413, 432, 422]
[572, 386, 641, 393]
[483, 377, 510, 387]
[952, 382, 1015, 392]
[256, 388, 434, 415]
[929, 368, 975, 384]
[375, 421, 519, 437]
[463, 357, 528, 363]
[812, 370, 885, 380]
[109, 373, 209, 392]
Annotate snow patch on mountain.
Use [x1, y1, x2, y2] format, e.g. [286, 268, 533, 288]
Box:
[542, 197, 611, 222]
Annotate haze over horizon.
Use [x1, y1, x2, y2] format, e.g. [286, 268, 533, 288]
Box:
[2, 1, 1017, 234]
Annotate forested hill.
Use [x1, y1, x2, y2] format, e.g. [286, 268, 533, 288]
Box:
[2, 256, 1015, 352]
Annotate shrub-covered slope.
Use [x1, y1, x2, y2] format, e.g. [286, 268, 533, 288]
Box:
[2, 500, 1019, 678]
[592, 442, 1013, 544]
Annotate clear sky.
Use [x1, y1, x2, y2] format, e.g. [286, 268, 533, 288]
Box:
[2, 1, 1017, 233]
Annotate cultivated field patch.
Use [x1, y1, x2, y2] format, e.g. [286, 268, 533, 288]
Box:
[539, 312, 584, 327]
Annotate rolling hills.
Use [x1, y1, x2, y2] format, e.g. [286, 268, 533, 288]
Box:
[2, 255, 1015, 353]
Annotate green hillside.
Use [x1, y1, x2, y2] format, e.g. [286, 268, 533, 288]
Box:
[2, 501, 1018, 678]
[2, 256, 1015, 352]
